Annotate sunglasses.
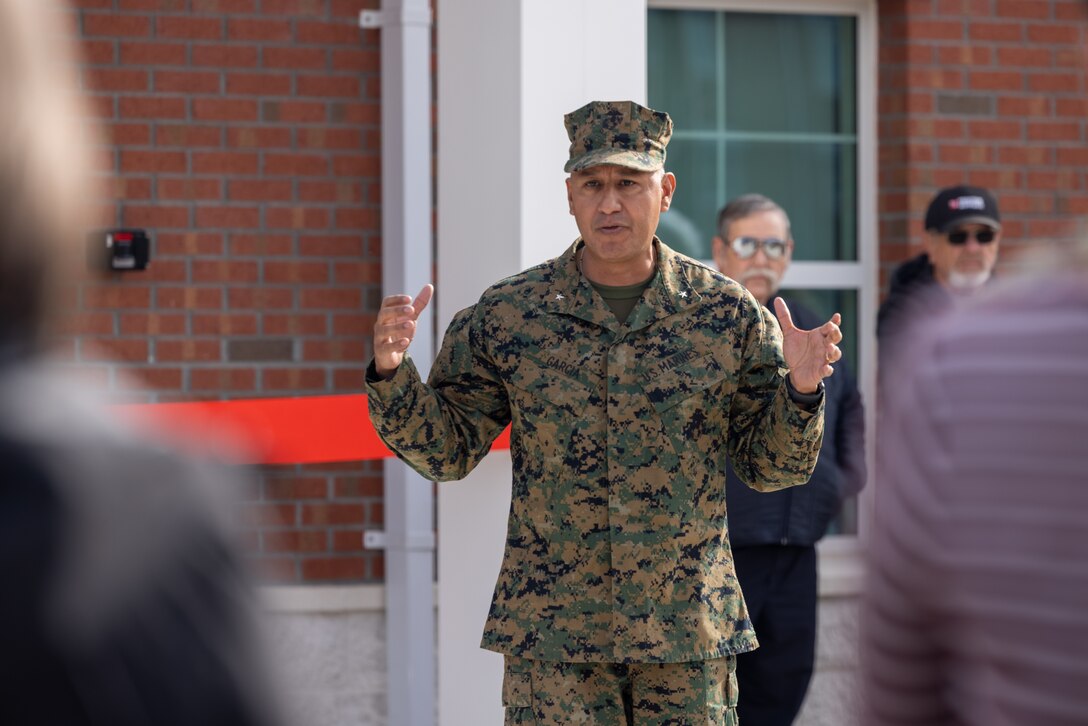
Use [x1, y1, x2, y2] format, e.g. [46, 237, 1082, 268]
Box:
[947, 228, 997, 245]
[729, 236, 790, 260]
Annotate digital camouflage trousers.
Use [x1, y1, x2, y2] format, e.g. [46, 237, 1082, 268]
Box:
[502, 654, 739, 725]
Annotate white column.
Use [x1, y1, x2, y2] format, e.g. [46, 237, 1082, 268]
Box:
[437, 2, 646, 724]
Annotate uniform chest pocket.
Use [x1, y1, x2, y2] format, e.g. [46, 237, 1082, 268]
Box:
[508, 355, 594, 416]
[640, 353, 729, 413]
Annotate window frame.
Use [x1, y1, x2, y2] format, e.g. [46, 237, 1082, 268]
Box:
[648, 0, 877, 569]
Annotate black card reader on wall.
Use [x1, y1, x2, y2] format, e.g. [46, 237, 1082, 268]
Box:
[88, 229, 150, 272]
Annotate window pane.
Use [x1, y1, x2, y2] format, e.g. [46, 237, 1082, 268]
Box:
[648, 8, 858, 263]
[827, 498, 858, 537]
[648, 6, 866, 540]
[724, 141, 857, 262]
[648, 10, 718, 131]
[775, 288, 858, 376]
[724, 13, 856, 135]
[657, 137, 718, 259]
[775, 287, 860, 537]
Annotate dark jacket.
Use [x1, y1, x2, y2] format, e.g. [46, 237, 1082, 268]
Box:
[726, 298, 867, 547]
[876, 253, 1000, 388]
[876, 253, 952, 351]
[0, 359, 283, 726]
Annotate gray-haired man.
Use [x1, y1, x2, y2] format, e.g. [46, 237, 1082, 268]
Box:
[714, 193, 867, 726]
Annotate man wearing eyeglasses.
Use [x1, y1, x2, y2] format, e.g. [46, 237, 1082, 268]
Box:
[712, 193, 867, 726]
[877, 184, 1002, 367]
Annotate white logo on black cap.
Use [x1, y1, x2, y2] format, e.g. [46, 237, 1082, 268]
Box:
[950, 195, 986, 210]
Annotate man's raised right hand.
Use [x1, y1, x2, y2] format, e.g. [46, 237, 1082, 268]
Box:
[373, 284, 433, 380]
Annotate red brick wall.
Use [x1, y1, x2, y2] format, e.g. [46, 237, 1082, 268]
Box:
[69, 0, 390, 584]
[878, 0, 1088, 290]
[62, 0, 1086, 584]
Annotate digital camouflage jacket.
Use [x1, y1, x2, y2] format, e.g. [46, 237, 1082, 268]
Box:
[366, 239, 824, 664]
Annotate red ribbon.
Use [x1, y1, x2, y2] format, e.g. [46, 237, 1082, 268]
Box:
[117, 395, 511, 465]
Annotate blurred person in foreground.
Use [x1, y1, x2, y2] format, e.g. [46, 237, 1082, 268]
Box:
[712, 194, 866, 726]
[861, 236, 1088, 725]
[368, 100, 843, 724]
[876, 184, 1001, 375]
[0, 2, 283, 724]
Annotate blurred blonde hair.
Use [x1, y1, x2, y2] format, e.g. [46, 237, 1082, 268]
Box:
[0, 0, 98, 349]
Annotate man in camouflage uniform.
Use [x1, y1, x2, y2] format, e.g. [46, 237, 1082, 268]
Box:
[367, 100, 843, 725]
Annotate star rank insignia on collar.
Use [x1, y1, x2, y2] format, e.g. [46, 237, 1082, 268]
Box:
[554, 293, 565, 301]
[678, 291, 688, 298]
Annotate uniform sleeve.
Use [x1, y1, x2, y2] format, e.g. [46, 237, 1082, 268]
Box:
[366, 305, 511, 482]
[726, 296, 824, 491]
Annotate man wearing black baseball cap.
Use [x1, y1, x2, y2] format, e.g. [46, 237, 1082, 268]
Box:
[877, 184, 1002, 373]
[922, 185, 1001, 290]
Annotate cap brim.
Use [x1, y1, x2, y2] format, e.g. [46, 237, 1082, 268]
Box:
[936, 215, 1002, 233]
[564, 148, 664, 173]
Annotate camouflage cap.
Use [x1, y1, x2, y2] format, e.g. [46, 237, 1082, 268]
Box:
[564, 100, 673, 173]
